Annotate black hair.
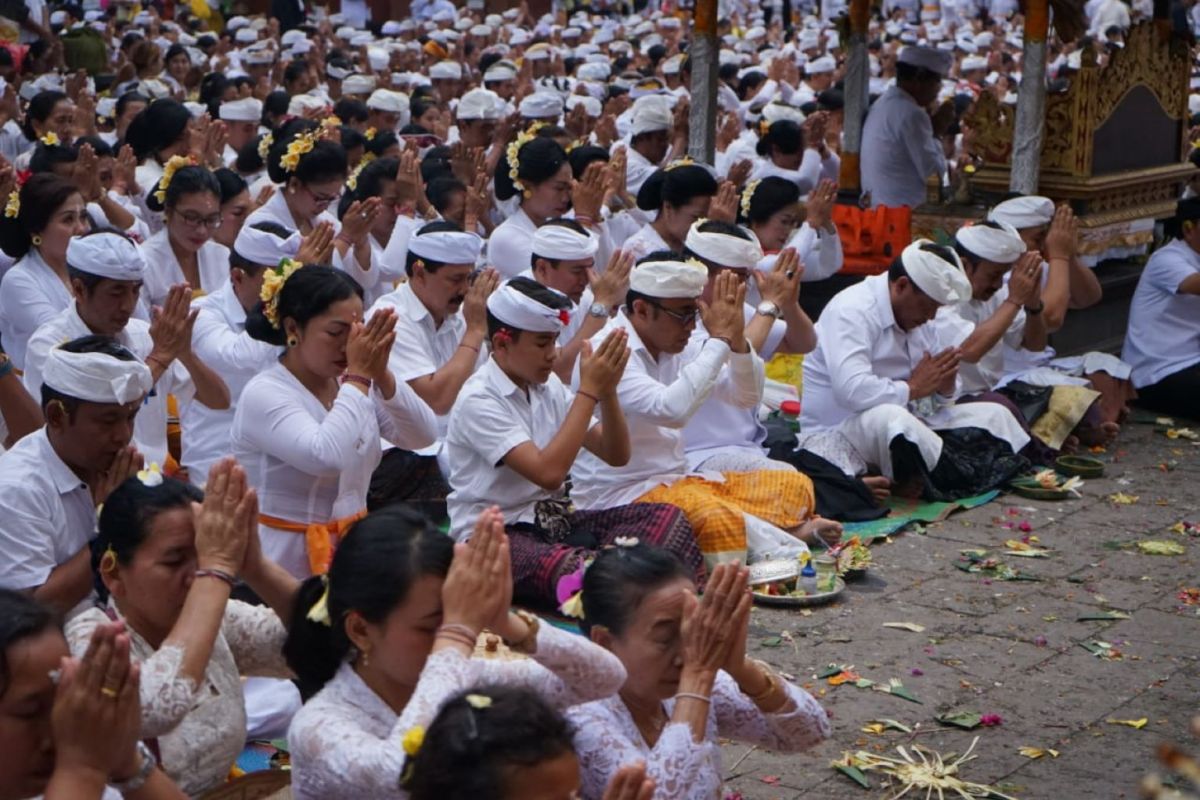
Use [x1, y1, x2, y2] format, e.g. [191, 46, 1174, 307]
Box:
[410, 95, 438, 122]
[28, 141, 78, 174]
[399, 123, 432, 136]
[896, 61, 941, 83]
[283, 506, 453, 696]
[92, 477, 204, 603]
[635, 164, 718, 212]
[339, 126, 367, 155]
[1165, 197, 1200, 239]
[405, 220, 473, 277]
[426, 176, 466, 216]
[817, 88, 845, 111]
[420, 149, 454, 184]
[580, 544, 691, 636]
[486, 275, 571, 341]
[40, 335, 139, 413]
[338, 156, 398, 218]
[245, 265, 363, 346]
[199, 72, 229, 118]
[567, 144, 610, 180]
[213, 167, 249, 205]
[231, 220, 294, 272]
[125, 99, 192, 163]
[756, 120, 804, 158]
[146, 164, 221, 213]
[333, 97, 370, 124]
[283, 59, 311, 87]
[75, 135, 114, 159]
[263, 90, 291, 125]
[115, 91, 149, 124]
[0, 589, 58, 697]
[0, 173, 82, 259]
[21, 90, 68, 142]
[164, 42, 190, 68]
[493, 136, 569, 202]
[740, 176, 801, 225]
[237, 135, 268, 175]
[266, 123, 349, 185]
[365, 129, 400, 158]
[736, 71, 767, 101]
[718, 62, 739, 83]
[404, 686, 575, 799]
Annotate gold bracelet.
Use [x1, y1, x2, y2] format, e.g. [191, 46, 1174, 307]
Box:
[746, 659, 782, 704]
[505, 609, 540, 655]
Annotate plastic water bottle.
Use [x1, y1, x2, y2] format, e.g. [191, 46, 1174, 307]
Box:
[799, 559, 818, 596]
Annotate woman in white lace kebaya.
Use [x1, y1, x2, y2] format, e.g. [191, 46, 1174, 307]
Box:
[569, 545, 831, 800]
[284, 506, 627, 800]
[65, 459, 302, 798]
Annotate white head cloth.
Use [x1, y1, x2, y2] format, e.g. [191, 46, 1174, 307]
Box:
[518, 91, 563, 119]
[532, 223, 599, 261]
[956, 221, 1025, 264]
[367, 89, 408, 112]
[408, 230, 483, 265]
[487, 282, 568, 333]
[684, 222, 764, 268]
[219, 96, 262, 122]
[901, 240, 972, 304]
[342, 74, 376, 94]
[234, 225, 301, 266]
[629, 259, 708, 299]
[898, 45, 953, 76]
[430, 60, 463, 79]
[43, 347, 153, 405]
[457, 88, 502, 120]
[988, 196, 1054, 229]
[630, 95, 672, 136]
[66, 233, 145, 281]
[288, 94, 326, 117]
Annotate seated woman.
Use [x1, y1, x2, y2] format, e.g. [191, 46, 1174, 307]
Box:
[623, 162, 720, 261]
[748, 119, 839, 195]
[64, 458, 302, 798]
[337, 156, 405, 302]
[570, 545, 830, 800]
[404, 685, 656, 800]
[124, 100, 195, 232]
[739, 175, 843, 290]
[285, 505, 628, 800]
[232, 263, 437, 578]
[444, 277, 703, 608]
[0, 590, 186, 800]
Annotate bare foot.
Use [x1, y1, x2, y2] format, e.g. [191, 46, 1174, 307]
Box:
[1076, 421, 1119, 448]
[795, 516, 844, 548]
[1060, 435, 1081, 455]
[862, 475, 892, 503]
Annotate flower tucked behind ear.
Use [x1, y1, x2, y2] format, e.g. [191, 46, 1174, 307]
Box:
[401, 726, 425, 757]
[465, 693, 492, 710]
[555, 557, 592, 619]
[137, 462, 164, 487]
[39, 132, 60, 147]
[305, 575, 332, 626]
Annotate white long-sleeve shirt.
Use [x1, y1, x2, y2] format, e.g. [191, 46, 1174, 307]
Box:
[137, 228, 232, 308]
[860, 85, 946, 208]
[230, 362, 437, 577]
[570, 312, 764, 509]
[0, 248, 73, 370]
[288, 622, 626, 800]
[748, 149, 841, 196]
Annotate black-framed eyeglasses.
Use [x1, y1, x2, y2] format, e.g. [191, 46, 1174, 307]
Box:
[648, 300, 699, 324]
[177, 212, 223, 230]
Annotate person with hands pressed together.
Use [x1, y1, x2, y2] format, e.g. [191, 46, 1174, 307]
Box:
[285, 505, 627, 800]
[233, 264, 437, 578]
[445, 277, 701, 608]
[0, 336, 150, 616]
[24, 232, 230, 471]
[569, 546, 829, 800]
[65, 457, 303, 797]
[0, 595, 188, 800]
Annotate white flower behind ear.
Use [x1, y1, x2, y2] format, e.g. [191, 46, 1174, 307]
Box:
[136, 462, 164, 487]
[613, 536, 639, 548]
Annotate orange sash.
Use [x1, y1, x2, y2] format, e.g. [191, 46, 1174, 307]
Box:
[259, 510, 368, 575]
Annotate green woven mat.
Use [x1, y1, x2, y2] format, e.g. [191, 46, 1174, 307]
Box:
[838, 489, 1001, 543]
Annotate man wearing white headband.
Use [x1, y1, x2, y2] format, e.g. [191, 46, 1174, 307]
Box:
[0, 336, 151, 616]
[219, 96, 264, 167]
[625, 95, 683, 196]
[369, 222, 498, 434]
[454, 87, 503, 150]
[183, 222, 294, 486]
[528, 219, 631, 375]
[444, 276, 703, 606]
[571, 256, 831, 565]
[24, 231, 230, 470]
[801, 240, 1031, 495]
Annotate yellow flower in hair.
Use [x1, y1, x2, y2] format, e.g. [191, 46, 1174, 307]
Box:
[322, 115, 343, 130]
[155, 155, 196, 206]
[39, 132, 60, 147]
[664, 155, 695, 172]
[136, 462, 164, 487]
[465, 694, 493, 710]
[740, 179, 761, 220]
[282, 130, 317, 174]
[346, 153, 376, 191]
[401, 726, 425, 757]
[260, 257, 305, 328]
[365, 127, 377, 141]
[258, 133, 273, 161]
[505, 122, 546, 195]
[4, 189, 19, 219]
[560, 591, 585, 619]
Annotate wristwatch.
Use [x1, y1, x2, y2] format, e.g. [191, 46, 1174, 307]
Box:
[756, 301, 783, 320]
[1024, 301, 1045, 315]
[112, 741, 157, 794]
[587, 301, 610, 319]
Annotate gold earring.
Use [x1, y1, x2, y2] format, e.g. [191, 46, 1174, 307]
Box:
[287, 335, 298, 347]
[31, 234, 42, 247]
[522, 189, 532, 199]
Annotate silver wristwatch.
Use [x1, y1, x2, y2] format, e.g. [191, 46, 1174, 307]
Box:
[113, 741, 157, 794]
[756, 301, 783, 320]
[587, 301, 610, 319]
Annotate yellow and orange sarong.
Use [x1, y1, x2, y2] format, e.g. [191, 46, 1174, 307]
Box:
[259, 511, 368, 575]
[636, 470, 815, 564]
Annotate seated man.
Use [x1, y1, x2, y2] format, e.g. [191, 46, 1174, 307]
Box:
[0, 336, 148, 616]
[366, 221, 498, 513]
[801, 241, 1031, 499]
[1123, 198, 1200, 418]
[988, 195, 1133, 425]
[571, 255, 830, 566]
[942, 221, 1116, 455]
[444, 277, 703, 607]
[23, 231, 230, 472]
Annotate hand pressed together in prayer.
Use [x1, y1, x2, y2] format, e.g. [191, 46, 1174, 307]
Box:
[682, 562, 752, 677]
[463, 268, 501, 336]
[753, 247, 804, 309]
[700, 270, 749, 352]
[193, 457, 258, 579]
[590, 249, 634, 310]
[296, 220, 336, 265]
[908, 347, 961, 400]
[1044, 205, 1079, 261]
[573, 161, 607, 222]
[148, 284, 200, 368]
[91, 445, 144, 507]
[708, 180, 740, 224]
[345, 307, 397, 394]
[579, 328, 631, 400]
[1006, 252, 1044, 308]
[441, 507, 513, 641]
[805, 179, 838, 230]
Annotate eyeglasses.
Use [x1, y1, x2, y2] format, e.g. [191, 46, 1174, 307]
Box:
[176, 212, 223, 230]
[304, 185, 343, 206]
[648, 300, 699, 324]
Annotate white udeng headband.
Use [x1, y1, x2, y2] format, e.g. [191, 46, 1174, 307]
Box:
[233, 226, 301, 266]
[956, 222, 1024, 265]
[628, 259, 708, 299]
[684, 223, 764, 268]
[531, 223, 599, 261]
[487, 283, 569, 333]
[901, 240, 972, 305]
[408, 230, 483, 265]
[43, 347, 153, 405]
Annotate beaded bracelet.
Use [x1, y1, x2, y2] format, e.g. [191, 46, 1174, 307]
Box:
[194, 568, 237, 589]
[341, 373, 372, 389]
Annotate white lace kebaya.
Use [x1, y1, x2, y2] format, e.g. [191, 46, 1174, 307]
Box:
[287, 622, 626, 800]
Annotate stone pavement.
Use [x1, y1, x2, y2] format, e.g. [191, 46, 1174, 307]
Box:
[725, 419, 1200, 799]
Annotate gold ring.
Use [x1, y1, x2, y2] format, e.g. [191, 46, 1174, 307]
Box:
[100, 686, 119, 698]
